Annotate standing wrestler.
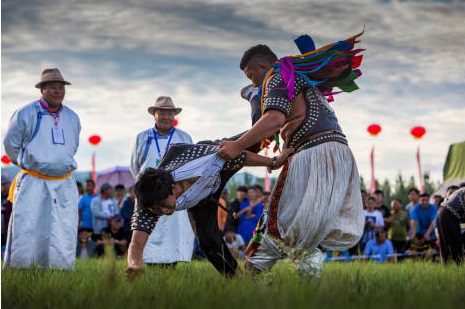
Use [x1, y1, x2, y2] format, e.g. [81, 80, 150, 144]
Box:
[218, 36, 365, 277]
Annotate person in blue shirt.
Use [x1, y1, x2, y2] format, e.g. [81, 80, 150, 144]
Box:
[410, 193, 437, 242]
[363, 230, 394, 263]
[235, 186, 264, 245]
[78, 179, 97, 232]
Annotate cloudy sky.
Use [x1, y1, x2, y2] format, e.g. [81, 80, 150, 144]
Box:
[2, 0, 464, 185]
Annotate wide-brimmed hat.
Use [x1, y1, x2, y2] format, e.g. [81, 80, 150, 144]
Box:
[148, 96, 182, 115]
[35, 68, 71, 89]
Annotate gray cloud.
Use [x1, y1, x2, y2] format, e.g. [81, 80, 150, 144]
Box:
[2, 0, 464, 183]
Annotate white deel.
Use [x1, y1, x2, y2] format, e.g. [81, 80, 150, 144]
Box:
[131, 127, 195, 264]
[3, 100, 80, 269]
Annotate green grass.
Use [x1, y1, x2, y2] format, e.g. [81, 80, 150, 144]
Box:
[2, 259, 464, 308]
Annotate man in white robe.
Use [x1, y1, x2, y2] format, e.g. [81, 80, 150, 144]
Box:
[3, 68, 81, 269]
[130, 96, 194, 265]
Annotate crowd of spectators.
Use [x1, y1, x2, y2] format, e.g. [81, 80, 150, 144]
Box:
[75, 180, 136, 259]
[348, 185, 464, 263]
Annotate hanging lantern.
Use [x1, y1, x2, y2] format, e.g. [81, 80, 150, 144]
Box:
[88, 135, 102, 146]
[367, 124, 382, 137]
[1, 155, 11, 165]
[410, 126, 426, 139]
[173, 119, 179, 127]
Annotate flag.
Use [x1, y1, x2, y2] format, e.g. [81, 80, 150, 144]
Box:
[370, 146, 376, 194]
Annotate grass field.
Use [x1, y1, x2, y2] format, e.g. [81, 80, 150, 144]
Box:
[2, 259, 464, 308]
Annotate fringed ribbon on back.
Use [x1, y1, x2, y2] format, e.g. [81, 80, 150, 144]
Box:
[259, 29, 365, 151]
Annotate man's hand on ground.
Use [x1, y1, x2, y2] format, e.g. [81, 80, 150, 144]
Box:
[125, 266, 144, 281]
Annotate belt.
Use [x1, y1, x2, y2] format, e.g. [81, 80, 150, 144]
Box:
[293, 130, 347, 153]
[7, 169, 72, 203]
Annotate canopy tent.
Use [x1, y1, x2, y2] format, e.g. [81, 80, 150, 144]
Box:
[96, 166, 135, 189]
[436, 141, 465, 196]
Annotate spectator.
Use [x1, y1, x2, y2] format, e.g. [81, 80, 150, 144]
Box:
[445, 185, 459, 198]
[76, 228, 96, 259]
[91, 183, 119, 235]
[363, 230, 394, 263]
[78, 179, 97, 232]
[262, 191, 271, 208]
[253, 185, 264, 203]
[223, 231, 245, 259]
[1, 176, 12, 258]
[373, 189, 391, 220]
[360, 197, 384, 250]
[218, 191, 229, 234]
[114, 184, 126, 208]
[99, 215, 129, 258]
[121, 186, 136, 236]
[405, 188, 420, 219]
[361, 189, 368, 209]
[76, 181, 84, 197]
[385, 199, 409, 253]
[432, 194, 444, 208]
[436, 188, 465, 265]
[235, 186, 263, 245]
[224, 186, 248, 233]
[406, 232, 433, 259]
[410, 193, 437, 243]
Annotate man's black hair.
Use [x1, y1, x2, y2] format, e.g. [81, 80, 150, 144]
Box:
[373, 189, 384, 197]
[240, 44, 278, 70]
[76, 181, 82, 188]
[375, 229, 386, 238]
[408, 188, 420, 195]
[135, 168, 173, 210]
[237, 186, 248, 193]
[253, 184, 264, 194]
[447, 185, 459, 192]
[115, 184, 125, 191]
[360, 189, 368, 194]
[419, 192, 430, 198]
[85, 179, 95, 186]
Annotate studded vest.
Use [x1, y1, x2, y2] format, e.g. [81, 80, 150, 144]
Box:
[263, 73, 347, 153]
[131, 143, 246, 234]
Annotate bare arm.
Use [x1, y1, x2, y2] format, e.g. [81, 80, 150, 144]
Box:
[409, 220, 416, 239]
[424, 220, 435, 240]
[126, 230, 149, 277]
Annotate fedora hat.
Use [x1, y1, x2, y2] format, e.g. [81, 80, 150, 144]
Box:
[35, 68, 71, 89]
[148, 96, 182, 115]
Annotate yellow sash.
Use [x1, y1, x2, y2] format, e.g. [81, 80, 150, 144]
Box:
[7, 169, 72, 203]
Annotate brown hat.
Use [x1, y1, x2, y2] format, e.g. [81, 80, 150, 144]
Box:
[148, 96, 182, 115]
[35, 68, 71, 89]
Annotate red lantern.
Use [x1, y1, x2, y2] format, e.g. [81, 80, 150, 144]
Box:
[1, 155, 11, 165]
[410, 126, 426, 139]
[173, 119, 179, 127]
[367, 124, 382, 137]
[88, 135, 102, 146]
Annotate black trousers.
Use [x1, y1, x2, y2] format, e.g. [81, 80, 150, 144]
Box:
[437, 207, 465, 265]
[187, 170, 238, 277]
[391, 240, 407, 253]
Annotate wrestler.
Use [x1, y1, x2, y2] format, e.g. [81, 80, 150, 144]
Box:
[126, 143, 293, 277]
[218, 34, 365, 277]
